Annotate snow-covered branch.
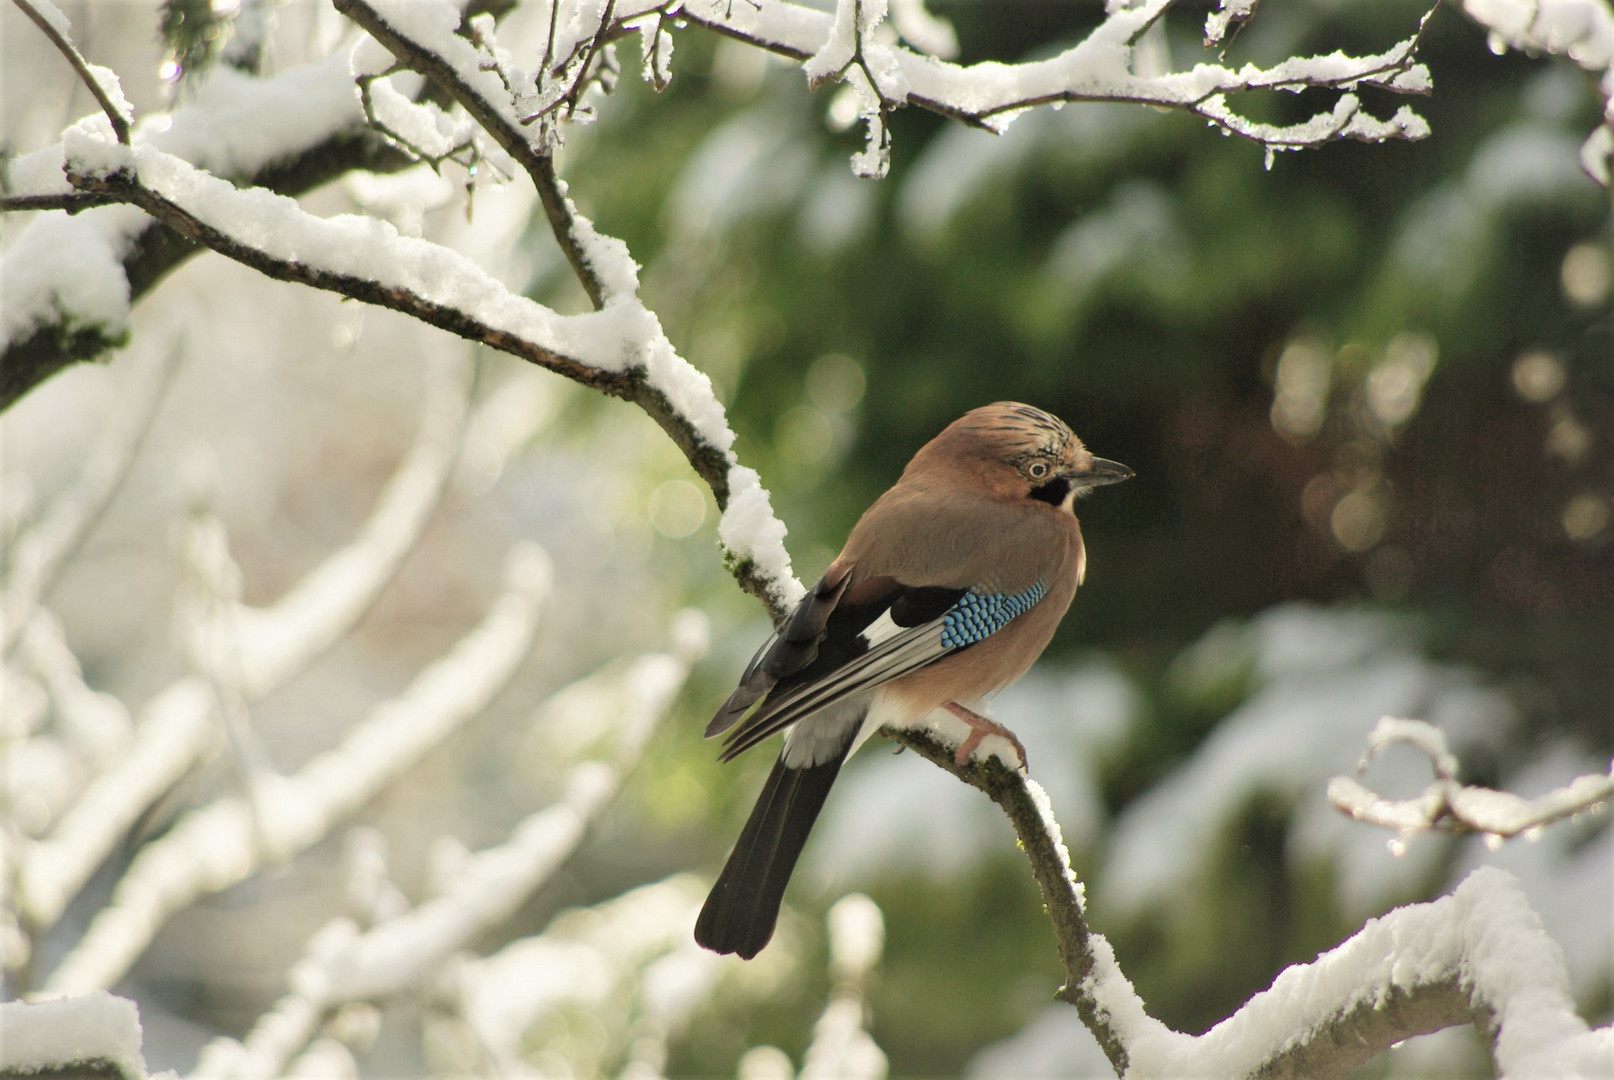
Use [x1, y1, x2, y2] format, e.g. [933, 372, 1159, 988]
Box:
[886, 727, 1612, 1079]
[1459, 0, 1614, 184]
[0, 341, 178, 659]
[637, 0, 1434, 164]
[1329, 716, 1614, 838]
[0, 51, 411, 409]
[334, 0, 803, 616]
[9, 0, 132, 145]
[183, 352, 474, 700]
[189, 617, 706, 1078]
[58, 109, 799, 617]
[39, 544, 551, 995]
[0, 992, 150, 1080]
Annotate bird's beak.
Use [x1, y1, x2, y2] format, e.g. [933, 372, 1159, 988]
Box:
[1076, 457, 1134, 487]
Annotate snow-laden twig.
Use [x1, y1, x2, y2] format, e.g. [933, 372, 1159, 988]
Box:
[38, 544, 552, 995]
[18, 609, 133, 768]
[8, 0, 132, 145]
[187, 614, 705, 1079]
[0, 991, 150, 1080]
[0, 340, 179, 659]
[185, 352, 475, 701]
[619, 0, 1434, 148]
[886, 727, 1613, 1079]
[1329, 716, 1614, 838]
[884, 728, 1131, 1072]
[1458, 0, 1614, 185]
[17, 678, 216, 936]
[61, 110, 801, 620]
[454, 874, 725, 1076]
[0, 49, 411, 410]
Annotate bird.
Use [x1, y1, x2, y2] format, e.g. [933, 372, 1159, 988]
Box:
[695, 402, 1132, 959]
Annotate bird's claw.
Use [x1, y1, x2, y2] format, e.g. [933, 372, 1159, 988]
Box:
[946, 702, 1029, 771]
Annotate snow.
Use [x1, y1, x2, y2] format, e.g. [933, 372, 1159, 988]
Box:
[24, 0, 70, 38]
[57, 131, 640, 371]
[42, 546, 551, 994]
[804, 0, 860, 88]
[365, 76, 474, 161]
[86, 65, 134, 131]
[1108, 867, 1604, 1079]
[0, 197, 138, 350]
[717, 466, 805, 609]
[1, 47, 368, 353]
[0, 992, 148, 1080]
[1205, 1, 1258, 48]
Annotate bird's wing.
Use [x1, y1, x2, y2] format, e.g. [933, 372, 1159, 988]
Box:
[712, 577, 1050, 762]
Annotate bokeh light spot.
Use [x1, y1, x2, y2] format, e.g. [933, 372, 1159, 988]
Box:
[647, 479, 707, 538]
[806, 353, 866, 412]
[1331, 487, 1387, 552]
[1561, 242, 1611, 308]
[1562, 492, 1611, 542]
[1511, 350, 1565, 403]
[1270, 337, 1331, 442]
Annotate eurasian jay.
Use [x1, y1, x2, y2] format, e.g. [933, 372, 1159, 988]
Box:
[696, 402, 1132, 959]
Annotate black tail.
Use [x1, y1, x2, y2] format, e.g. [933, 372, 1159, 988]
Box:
[695, 753, 844, 958]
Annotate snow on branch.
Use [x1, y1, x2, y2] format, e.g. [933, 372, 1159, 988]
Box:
[616, 0, 1435, 169]
[885, 727, 1612, 1079]
[189, 617, 707, 1078]
[1329, 716, 1614, 839]
[17, 678, 216, 936]
[0, 50, 412, 409]
[1458, 0, 1614, 184]
[57, 87, 801, 617]
[0, 340, 179, 659]
[184, 352, 474, 701]
[8, 0, 132, 146]
[0, 991, 150, 1080]
[38, 544, 552, 995]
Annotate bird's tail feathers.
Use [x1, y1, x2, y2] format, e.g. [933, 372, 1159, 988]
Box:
[695, 751, 846, 959]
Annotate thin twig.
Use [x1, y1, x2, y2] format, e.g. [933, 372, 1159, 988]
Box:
[881, 728, 1130, 1075]
[562, 0, 617, 121]
[0, 192, 119, 213]
[9, 0, 131, 144]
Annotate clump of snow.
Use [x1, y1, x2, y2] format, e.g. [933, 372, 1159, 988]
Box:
[717, 467, 804, 609]
[0, 201, 137, 349]
[0, 992, 148, 1080]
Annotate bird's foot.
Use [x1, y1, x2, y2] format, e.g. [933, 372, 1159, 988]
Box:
[944, 702, 1028, 770]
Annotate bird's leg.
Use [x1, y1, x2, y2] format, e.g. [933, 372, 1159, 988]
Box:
[944, 702, 1028, 770]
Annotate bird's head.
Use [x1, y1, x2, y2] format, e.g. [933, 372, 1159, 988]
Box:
[911, 402, 1134, 510]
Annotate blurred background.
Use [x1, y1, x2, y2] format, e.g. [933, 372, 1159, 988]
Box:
[2, 0, 1610, 1077]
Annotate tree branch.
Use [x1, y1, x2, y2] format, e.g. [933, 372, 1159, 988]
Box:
[1, 80, 412, 411]
[41, 545, 551, 994]
[189, 624, 704, 1077]
[882, 728, 1132, 1074]
[884, 727, 1612, 1079]
[9, 0, 132, 145]
[1329, 717, 1614, 838]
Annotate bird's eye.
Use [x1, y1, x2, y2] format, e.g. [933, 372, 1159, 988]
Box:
[1027, 461, 1051, 480]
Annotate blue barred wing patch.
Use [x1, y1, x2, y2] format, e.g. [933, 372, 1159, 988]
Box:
[940, 582, 1048, 648]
